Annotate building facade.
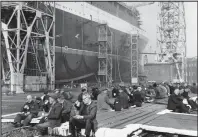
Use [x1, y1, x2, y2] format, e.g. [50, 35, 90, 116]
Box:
[186, 57, 197, 84]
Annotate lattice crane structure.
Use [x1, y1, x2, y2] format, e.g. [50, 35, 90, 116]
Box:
[157, 2, 187, 82]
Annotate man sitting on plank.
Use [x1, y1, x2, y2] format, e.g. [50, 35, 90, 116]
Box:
[36, 93, 62, 136]
[70, 93, 98, 137]
[12, 95, 39, 127]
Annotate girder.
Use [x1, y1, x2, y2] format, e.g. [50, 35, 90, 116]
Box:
[1, 2, 55, 93]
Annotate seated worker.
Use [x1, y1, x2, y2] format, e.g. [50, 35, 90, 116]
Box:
[61, 88, 74, 102]
[97, 87, 114, 112]
[145, 85, 156, 103]
[153, 83, 168, 99]
[34, 96, 43, 111]
[91, 87, 100, 100]
[78, 86, 88, 102]
[12, 95, 39, 127]
[112, 86, 119, 98]
[36, 93, 62, 136]
[57, 94, 73, 123]
[115, 84, 129, 110]
[132, 86, 144, 107]
[128, 86, 135, 106]
[167, 89, 190, 113]
[163, 82, 171, 96]
[180, 86, 197, 110]
[190, 83, 197, 94]
[41, 90, 51, 113]
[189, 97, 198, 109]
[70, 93, 98, 137]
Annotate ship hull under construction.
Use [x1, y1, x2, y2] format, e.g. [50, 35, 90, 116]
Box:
[53, 2, 148, 84]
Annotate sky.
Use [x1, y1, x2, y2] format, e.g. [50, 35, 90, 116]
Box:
[126, 2, 197, 58]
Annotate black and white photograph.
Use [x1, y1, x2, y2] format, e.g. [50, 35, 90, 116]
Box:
[1, 1, 197, 137]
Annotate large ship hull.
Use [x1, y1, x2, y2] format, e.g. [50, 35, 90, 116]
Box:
[54, 2, 148, 83]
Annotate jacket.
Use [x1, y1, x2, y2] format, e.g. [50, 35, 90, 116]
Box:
[97, 93, 112, 111]
[190, 85, 197, 94]
[48, 102, 62, 120]
[167, 94, 183, 110]
[79, 101, 97, 121]
[133, 90, 144, 103]
[21, 100, 39, 116]
[62, 99, 73, 115]
[116, 91, 129, 109]
[154, 85, 168, 99]
[164, 85, 170, 95]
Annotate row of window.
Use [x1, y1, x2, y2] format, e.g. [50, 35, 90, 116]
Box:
[187, 72, 197, 77]
[188, 63, 197, 67]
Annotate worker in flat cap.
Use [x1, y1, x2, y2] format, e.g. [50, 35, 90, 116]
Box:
[57, 93, 73, 123]
[36, 93, 62, 136]
[78, 86, 88, 103]
[97, 87, 114, 112]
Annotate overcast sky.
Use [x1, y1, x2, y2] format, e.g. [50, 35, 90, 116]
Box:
[128, 2, 197, 58]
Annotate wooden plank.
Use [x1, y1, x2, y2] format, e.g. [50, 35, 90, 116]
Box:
[98, 109, 143, 128]
[113, 110, 157, 129]
[107, 104, 166, 129]
[97, 103, 153, 124]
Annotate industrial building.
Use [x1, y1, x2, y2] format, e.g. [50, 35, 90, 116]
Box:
[186, 57, 197, 84]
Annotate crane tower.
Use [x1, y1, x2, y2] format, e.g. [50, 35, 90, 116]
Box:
[157, 2, 187, 82]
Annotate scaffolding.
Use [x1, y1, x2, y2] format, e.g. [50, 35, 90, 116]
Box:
[130, 34, 139, 85]
[1, 2, 55, 93]
[157, 2, 187, 82]
[97, 24, 113, 87]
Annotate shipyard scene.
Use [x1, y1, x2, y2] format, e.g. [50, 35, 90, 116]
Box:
[1, 2, 197, 137]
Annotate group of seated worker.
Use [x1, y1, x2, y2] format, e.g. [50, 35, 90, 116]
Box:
[12, 88, 97, 137]
[96, 83, 146, 112]
[167, 86, 198, 113]
[12, 81, 196, 136]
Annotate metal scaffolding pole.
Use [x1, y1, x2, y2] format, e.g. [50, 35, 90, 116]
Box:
[98, 24, 113, 87]
[131, 34, 139, 85]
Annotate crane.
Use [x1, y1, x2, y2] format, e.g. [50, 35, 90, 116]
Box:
[157, 2, 187, 83]
[125, 2, 187, 83]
